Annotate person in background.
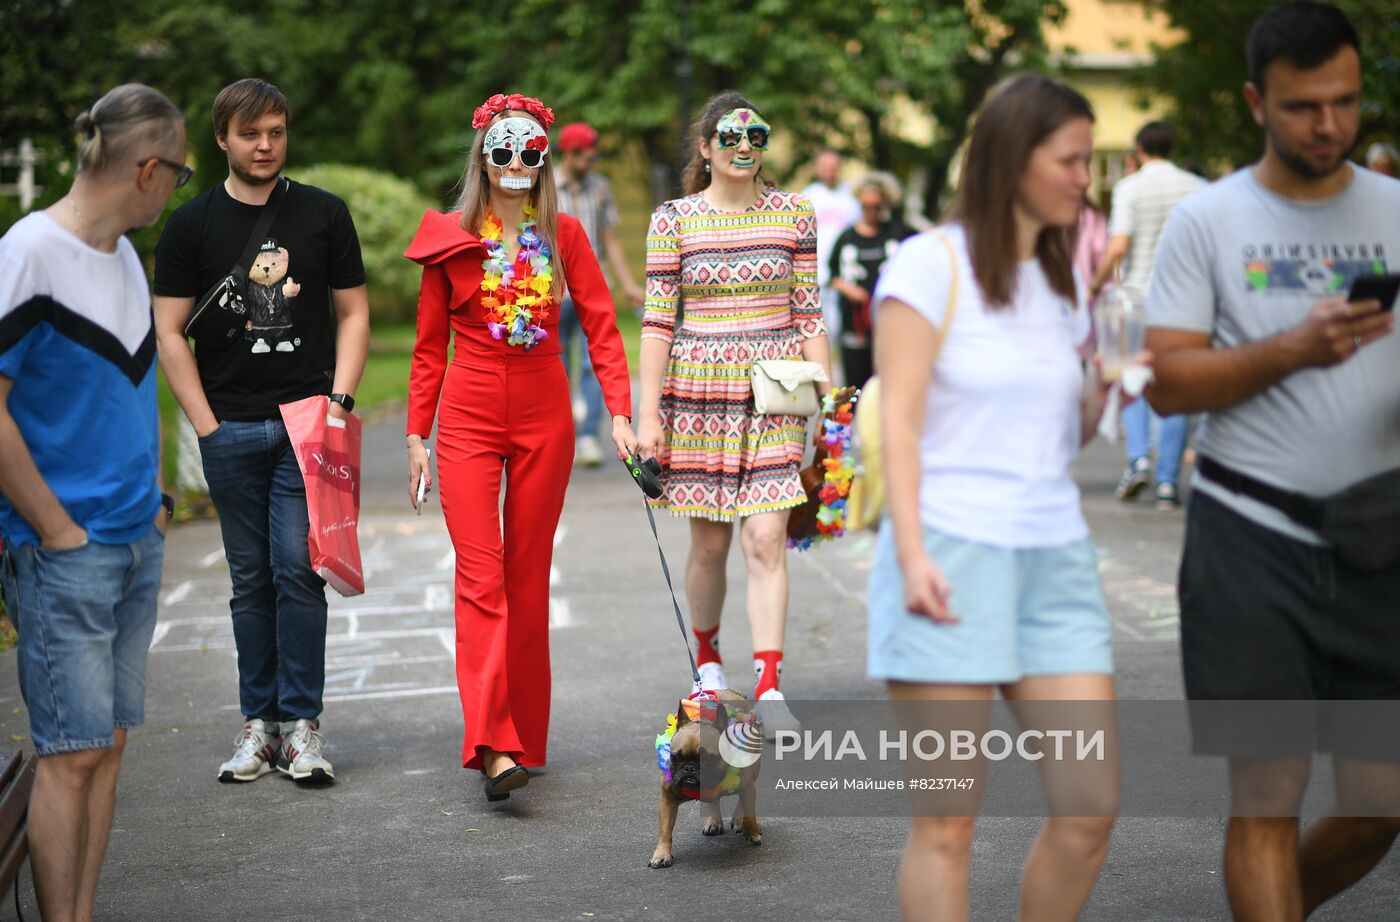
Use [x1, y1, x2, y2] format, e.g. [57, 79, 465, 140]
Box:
[0, 83, 183, 922]
[1073, 192, 1109, 360]
[1364, 141, 1397, 177]
[827, 172, 913, 388]
[554, 121, 645, 467]
[1090, 121, 1205, 511]
[801, 149, 861, 341]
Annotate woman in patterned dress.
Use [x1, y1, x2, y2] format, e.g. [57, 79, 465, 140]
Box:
[636, 91, 832, 732]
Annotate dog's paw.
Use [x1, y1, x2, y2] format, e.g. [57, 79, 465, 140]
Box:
[701, 819, 724, 836]
[742, 818, 764, 845]
[648, 850, 674, 869]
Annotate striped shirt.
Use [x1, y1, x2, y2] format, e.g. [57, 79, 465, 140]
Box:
[555, 170, 618, 257]
[1108, 159, 1206, 292]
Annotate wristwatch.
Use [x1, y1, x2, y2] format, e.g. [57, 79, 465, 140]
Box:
[160, 492, 175, 520]
[328, 393, 356, 413]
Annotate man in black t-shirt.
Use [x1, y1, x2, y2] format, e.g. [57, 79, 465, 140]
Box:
[153, 78, 369, 787]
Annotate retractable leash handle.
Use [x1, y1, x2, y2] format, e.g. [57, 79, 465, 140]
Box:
[623, 453, 701, 687]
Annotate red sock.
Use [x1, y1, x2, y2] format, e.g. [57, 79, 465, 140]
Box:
[694, 625, 721, 665]
[753, 650, 783, 697]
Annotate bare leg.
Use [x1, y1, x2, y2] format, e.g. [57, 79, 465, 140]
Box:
[1006, 674, 1118, 922]
[889, 681, 993, 922]
[74, 729, 126, 922]
[738, 511, 788, 652]
[686, 519, 734, 635]
[1300, 757, 1400, 915]
[482, 750, 517, 777]
[1224, 756, 1311, 922]
[29, 747, 110, 922]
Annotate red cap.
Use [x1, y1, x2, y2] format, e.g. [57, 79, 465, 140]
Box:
[558, 122, 599, 152]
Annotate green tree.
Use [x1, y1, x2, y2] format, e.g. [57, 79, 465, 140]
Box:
[1137, 0, 1400, 172]
[291, 164, 435, 321]
[3, 0, 1067, 223]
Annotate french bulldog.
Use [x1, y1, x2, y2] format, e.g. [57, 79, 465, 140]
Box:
[649, 688, 763, 869]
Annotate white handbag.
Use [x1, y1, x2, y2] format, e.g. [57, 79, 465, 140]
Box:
[749, 359, 829, 416]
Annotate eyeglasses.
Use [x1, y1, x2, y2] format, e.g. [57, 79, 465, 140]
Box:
[488, 146, 546, 169]
[715, 126, 770, 151]
[141, 157, 194, 188]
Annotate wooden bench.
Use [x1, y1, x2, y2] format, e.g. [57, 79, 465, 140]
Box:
[0, 748, 37, 901]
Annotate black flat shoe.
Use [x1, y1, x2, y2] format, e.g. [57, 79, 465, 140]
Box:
[484, 764, 529, 801]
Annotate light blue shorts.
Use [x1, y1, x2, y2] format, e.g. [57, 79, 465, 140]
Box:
[867, 520, 1113, 684]
[1, 526, 164, 756]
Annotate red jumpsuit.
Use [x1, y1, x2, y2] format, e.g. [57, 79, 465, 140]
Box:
[405, 210, 631, 770]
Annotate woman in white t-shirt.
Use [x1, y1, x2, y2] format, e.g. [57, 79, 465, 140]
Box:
[869, 75, 1127, 921]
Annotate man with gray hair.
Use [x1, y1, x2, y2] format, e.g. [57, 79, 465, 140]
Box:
[1364, 141, 1397, 177]
[0, 83, 185, 921]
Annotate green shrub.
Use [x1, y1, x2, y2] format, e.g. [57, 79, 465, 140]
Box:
[290, 164, 436, 322]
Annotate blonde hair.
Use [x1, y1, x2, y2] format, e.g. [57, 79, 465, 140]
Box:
[452, 110, 566, 299]
[75, 84, 183, 177]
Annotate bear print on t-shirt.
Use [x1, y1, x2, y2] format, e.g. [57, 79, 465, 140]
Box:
[245, 239, 301, 353]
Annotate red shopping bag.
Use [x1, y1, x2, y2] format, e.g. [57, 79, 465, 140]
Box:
[280, 395, 365, 596]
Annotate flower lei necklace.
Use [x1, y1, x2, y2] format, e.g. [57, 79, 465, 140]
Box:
[479, 202, 553, 349]
[789, 388, 860, 551]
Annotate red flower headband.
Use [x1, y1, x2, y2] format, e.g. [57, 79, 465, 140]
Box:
[472, 93, 555, 131]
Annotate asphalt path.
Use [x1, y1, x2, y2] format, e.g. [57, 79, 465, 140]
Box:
[1, 410, 1395, 920]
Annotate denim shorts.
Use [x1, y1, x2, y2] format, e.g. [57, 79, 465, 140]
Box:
[0, 525, 164, 755]
[867, 519, 1114, 684]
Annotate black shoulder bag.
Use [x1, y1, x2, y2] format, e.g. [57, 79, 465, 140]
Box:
[1198, 455, 1400, 572]
[183, 179, 288, 346]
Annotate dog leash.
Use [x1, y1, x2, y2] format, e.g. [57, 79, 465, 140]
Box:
[641, 499, 702, 688]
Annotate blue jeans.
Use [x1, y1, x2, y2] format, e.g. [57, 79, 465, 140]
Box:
[199, 419, 327, 722]
[1, 526, 164, 755]
[1123, 399, 1189, 486]
[557, 297, 605, 438]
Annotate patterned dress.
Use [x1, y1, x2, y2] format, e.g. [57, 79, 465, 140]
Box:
[642, 188, 826, 520]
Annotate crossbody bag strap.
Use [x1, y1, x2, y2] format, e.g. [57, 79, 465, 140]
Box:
[1196, 455, 1326, 530]
[229, 178, 289, 282]
[930, 229, 960, 362]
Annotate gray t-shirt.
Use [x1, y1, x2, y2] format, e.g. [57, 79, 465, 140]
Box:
[1147, 165, 1400, 542]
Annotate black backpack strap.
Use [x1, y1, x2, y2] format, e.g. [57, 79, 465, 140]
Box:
[230, 178, 289, 280]
[1197, 455, 1325, 529]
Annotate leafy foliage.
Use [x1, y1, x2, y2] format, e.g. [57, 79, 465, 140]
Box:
[290, 164, 435, 321]
[1136, 0, 1400, 171]
[2, 0, 1066, 224]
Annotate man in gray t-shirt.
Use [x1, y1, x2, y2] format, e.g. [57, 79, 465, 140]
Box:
[1146, 3, 1400, 918]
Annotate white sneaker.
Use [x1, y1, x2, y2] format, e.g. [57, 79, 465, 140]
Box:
[278, 719, 335, 784]
[694, 661, 728, 694]
[756, 689, 802, 739]
[575, 434, 604, 468]
[217, 718, 279, 783]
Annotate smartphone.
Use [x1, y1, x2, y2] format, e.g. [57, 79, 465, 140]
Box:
[1347, 273, 1400, 312]
[415, 447, 431, 515]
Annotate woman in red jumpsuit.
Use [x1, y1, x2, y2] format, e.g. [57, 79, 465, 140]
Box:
[404, 93, 637, 801]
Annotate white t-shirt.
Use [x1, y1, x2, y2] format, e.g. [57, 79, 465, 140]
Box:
[872, 224, 1091, 548]
[801, 181, 860, 288]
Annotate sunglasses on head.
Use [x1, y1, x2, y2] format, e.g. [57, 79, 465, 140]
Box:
[488, 146, 546, 169]
[716, 126, 770, 151]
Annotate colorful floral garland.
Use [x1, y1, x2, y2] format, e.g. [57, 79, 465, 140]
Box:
[654, 692, 756, 800]
[472, 93, 555, 130]
[789, 389, 860, 551]
[480, 203, 553, 349]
